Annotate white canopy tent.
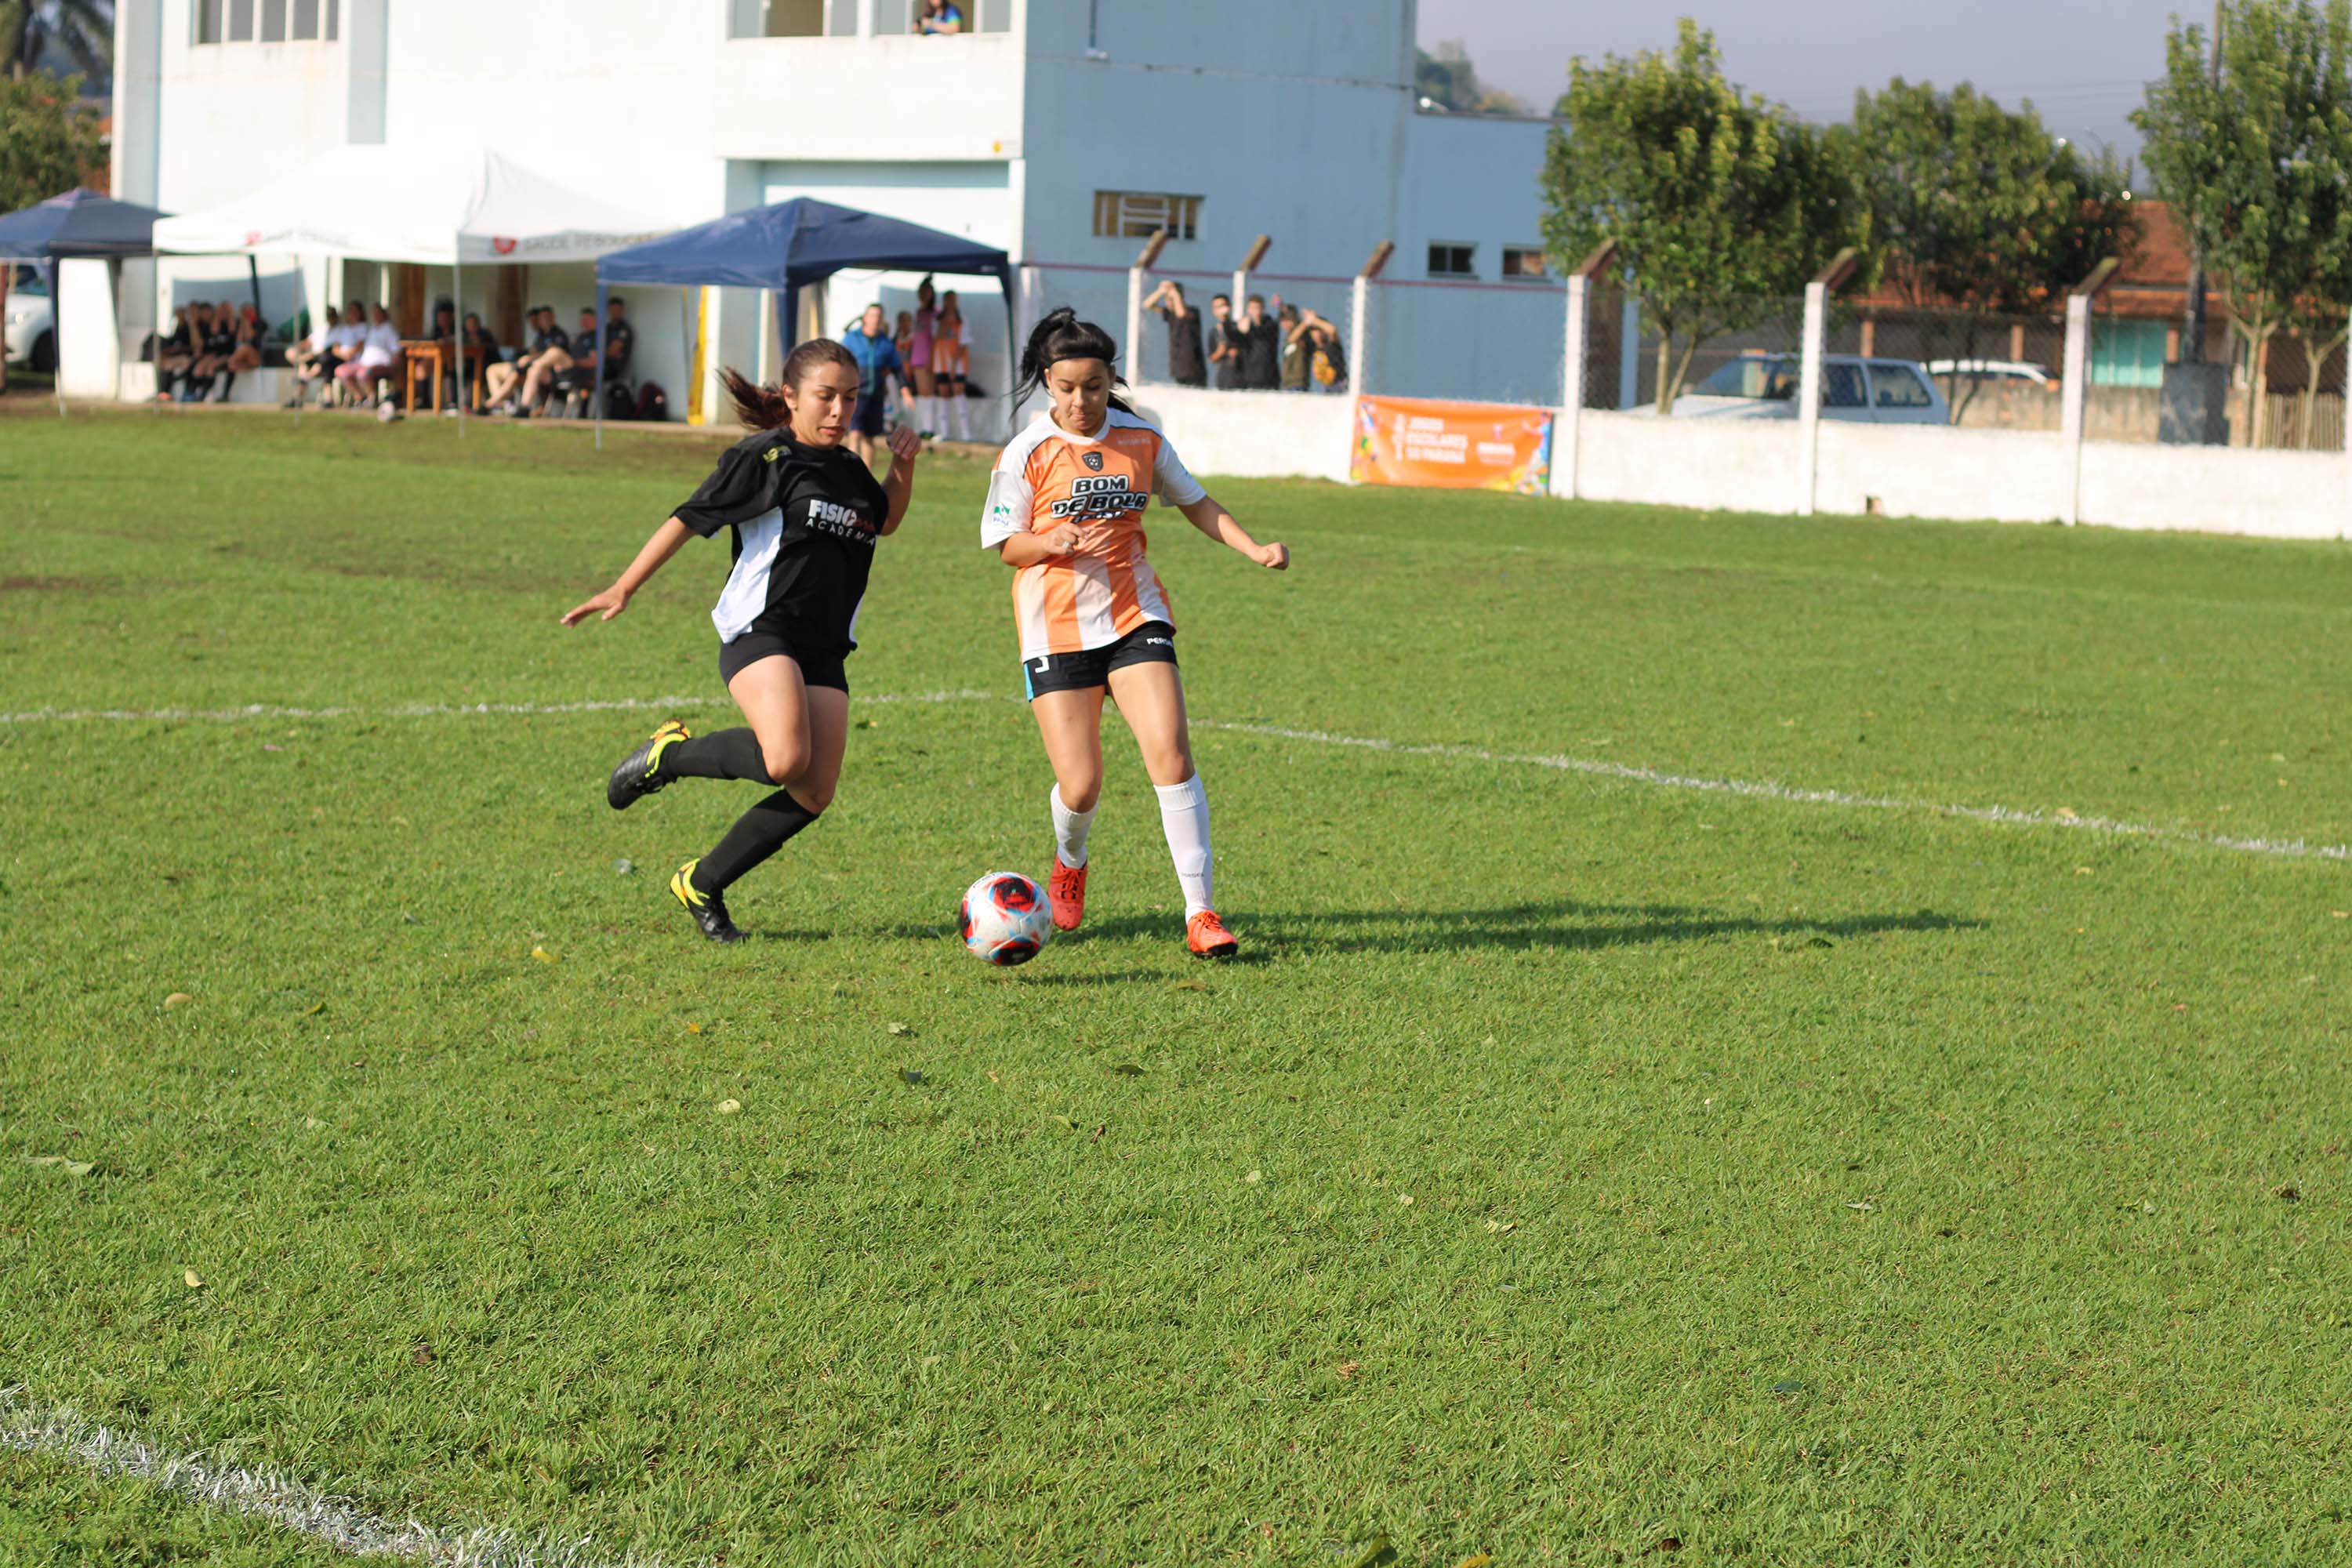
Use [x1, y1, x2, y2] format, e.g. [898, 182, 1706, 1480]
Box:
[151, 144, 667, 425]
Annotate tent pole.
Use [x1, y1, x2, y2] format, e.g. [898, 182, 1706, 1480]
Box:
[593, 279, 606, 452]
[452, 256, 466, 437]
[46, 261, 64, 417]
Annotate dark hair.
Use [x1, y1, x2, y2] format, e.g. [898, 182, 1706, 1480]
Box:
[1013, 307, 1133, 417]
[720, 338, 860, 431]
[608, 296, 625, 310]
[1247, 292, 1265, 308]
[1210, 292, 1229, 306]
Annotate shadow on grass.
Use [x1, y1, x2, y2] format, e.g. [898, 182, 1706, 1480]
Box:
[1044, 900, 1981, 956]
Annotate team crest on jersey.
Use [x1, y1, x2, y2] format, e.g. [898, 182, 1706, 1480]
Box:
[1083, 450, 1105, 471]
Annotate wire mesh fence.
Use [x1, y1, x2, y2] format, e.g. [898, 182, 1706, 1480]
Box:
[1613, 295, 1813, 413]
[1360, 275, 1566, 405]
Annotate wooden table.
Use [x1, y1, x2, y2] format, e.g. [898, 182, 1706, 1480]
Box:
[401, 339, 448, 414]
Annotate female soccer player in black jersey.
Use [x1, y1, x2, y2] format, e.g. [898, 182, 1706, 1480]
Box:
[562, 339, 920, 942]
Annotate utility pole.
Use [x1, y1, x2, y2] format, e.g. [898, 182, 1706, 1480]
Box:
[2180, 0, 2222, 365]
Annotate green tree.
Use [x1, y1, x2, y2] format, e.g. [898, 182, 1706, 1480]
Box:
[3, 2, 112, 81]
[0, 68, 100, 393]
[2135, 0, 2352, 448]
[1835, 79, 2138, 419]
[1541, 20, 1867, 412]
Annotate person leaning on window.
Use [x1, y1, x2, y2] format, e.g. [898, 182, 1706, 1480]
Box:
[913, 0, 964, 32]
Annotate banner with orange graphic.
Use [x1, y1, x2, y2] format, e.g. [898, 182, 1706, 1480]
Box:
[1351, 396, 1554, 495]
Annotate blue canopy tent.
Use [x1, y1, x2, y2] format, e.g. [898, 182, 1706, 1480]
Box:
[592, 197, 1013, 445]
[0, 188, 170, 410]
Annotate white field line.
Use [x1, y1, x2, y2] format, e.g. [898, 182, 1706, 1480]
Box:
[1, 691, 2342, 865]
[0, 1392, 689, 1568]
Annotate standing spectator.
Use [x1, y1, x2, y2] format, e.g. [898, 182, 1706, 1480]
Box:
[934, 289, 972, 441]
[1232, 294, 1283, 391]
[488, 305, 570, 415]
[908, 277, 939, 437]
[335, 303, 401, 405]
[1290, 307, 1348, 393]
[285, 304, 341, 406]
[912, 0, 964, 31]
[1142, 279, 1206, 388]
[1207, 293, 1241, 390]
[1277, 304, 1308, 393]
[840, 302, 905, 467]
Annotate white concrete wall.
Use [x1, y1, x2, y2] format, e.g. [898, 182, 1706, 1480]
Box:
[2080, 441, 2349, 540]
[57, 260, 122, 398]
[1572, 411, 1802, 514]
[1816, 423, 2074, 524]
[1121, 387, 1355, 485]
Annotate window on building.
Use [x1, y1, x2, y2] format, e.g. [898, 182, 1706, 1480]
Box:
[2091, 318, 2168, 388]
[1428, 242, 1476, 278]
[730, 0, 858, 36]
[198, 0, 334, 42]
[1094, 191, 1201, 243]
[1501, 245, 1548, 280]
[975, 0, 1012, 29]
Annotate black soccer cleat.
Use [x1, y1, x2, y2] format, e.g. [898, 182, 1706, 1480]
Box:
[670, 858, 746, 943]
[607, 720, 691, 811]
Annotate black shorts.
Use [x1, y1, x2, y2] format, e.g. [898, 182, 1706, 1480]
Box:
[1022, 621, 1177, 699]
[851, 392, 888, 437]
[719, 630, 848, 691]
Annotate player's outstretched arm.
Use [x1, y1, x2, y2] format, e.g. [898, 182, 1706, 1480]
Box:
[1178, 494, 1288, 570]
[880, 424, 921, 534]
[559, 517, 692, 626]
[996, 521, 1083, 568]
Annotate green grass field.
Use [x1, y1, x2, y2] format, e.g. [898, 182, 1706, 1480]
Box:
[3, 404, 2349, 1566]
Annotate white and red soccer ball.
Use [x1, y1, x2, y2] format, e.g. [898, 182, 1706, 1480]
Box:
[960, 872, 1054, 966]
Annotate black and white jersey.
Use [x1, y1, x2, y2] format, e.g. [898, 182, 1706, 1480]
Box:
[672, 430, 892, 653]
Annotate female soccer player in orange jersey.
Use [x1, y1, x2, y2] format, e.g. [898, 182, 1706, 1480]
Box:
[981, 308, 1290, 958]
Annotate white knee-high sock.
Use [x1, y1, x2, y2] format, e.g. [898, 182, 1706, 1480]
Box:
[1051, 784, 1098, 869]
[921, 395, 941, 433]
[949, 394, 970, 440]
[1153, 773, 1213, 917]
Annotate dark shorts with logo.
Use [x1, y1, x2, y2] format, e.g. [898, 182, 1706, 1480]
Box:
[1022, 620, 1177, 700]
[720, 628, 849, 692]
[851, 390, 890, 437]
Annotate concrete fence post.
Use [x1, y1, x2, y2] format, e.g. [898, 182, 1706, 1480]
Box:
[1558, 241, 1616, 502]
[1124, 228, 1168, 387]
[1796, 280, 1827, 517]
[1617, 292, 1640, 409]
[1232, 234, 1271, 335]
[1795, 248, 1860, 518]
[1349, 241, 1390, 407]
[2061, 260, 2121, 526]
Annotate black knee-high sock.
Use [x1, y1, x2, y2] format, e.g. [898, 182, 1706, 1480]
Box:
[693, 789, 822, 895]
[216, 370, 236, 401]
[658, 727, 771, 784]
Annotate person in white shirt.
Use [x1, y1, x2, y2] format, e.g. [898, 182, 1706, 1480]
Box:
[334, 304, 402, 405]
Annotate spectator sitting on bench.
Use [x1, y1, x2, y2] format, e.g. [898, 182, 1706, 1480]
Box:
[322, 297, 369, 403]
[551, 296, 633, 417]
[285, 305, 339, 406]
[154, 304, 197, 401]
[488, 305, 569, 415]
[524, 306, 598, 418]
[459, 311, 499, 411]
[333, 303, 402, 406]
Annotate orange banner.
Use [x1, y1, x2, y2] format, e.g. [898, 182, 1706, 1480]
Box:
[1351, 396, 1554, 495]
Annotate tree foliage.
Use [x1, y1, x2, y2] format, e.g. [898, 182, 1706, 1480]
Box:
[1541, 20, 1867, 411]
[0, 67, 100, 211]
[1833, 79, 2139, 417]
[2134, 0, 2352, 447]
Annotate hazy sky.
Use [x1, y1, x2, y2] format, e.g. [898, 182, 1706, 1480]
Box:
[1417, 0, 2190, 169]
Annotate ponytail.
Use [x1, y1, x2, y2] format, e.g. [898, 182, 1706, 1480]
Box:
[1012, 307, 1134, 418]
[720, 338, 862, 432]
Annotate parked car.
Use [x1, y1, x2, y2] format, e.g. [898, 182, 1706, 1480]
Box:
[5, 263, 56, 372]
[1924, 358, 2052, 389]
[1639, 352, 1951, 424]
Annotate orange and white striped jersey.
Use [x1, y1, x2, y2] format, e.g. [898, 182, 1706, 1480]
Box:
[981, 408, 1209, 660]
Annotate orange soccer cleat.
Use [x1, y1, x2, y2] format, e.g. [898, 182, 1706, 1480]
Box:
[1048, 855, 1088, 931]
[1185, 909, 1239, 960]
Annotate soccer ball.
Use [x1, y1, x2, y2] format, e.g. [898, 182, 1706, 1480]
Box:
[960, 871, 1054, 966]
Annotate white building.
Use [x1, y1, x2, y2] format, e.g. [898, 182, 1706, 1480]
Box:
[100, 1, 1560, 419]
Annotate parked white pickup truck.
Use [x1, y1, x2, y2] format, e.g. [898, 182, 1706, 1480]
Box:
[1639, 352, 1951, 425]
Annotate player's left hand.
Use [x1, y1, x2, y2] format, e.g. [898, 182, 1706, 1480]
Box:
[1254, 542, 1290, 571]
[884, 424, 923, 463]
